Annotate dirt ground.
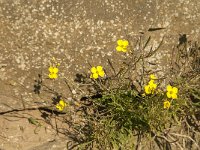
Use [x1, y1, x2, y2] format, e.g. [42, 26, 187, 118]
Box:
[0, 0, 200, 149]
[0, 110, 68, 150]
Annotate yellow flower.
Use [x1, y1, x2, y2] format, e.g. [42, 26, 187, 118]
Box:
[90, 66, 105, 79]
[164, 100, 171, 109]
[48, 73, 58, 79]
[48, 66, 59, 79]
[56, 100, 67, 111]
[150, 74, 157, 80]
[148, 80, 157, 89]
[144, 80, 157, 94]
[144, 85, 151, 94]
[116, 39, 129, 52]
[166, 85, 178, 99]
[49, 66, 59, 74]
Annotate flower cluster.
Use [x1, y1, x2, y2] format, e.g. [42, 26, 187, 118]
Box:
[143, 74, 179, 109]
[116, 39, 129, 52]
[90, 66, 105, 79]
[48, 66, 59, 79]
[144, 74, 157, 94]
[56, 100, 67, 111]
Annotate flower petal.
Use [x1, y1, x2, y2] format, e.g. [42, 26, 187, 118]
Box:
[152, 83, 157, 89]
[59, 100, 66, 107]
[91, 67, 97, 73]
[54, 73, 58, 79]
[93, 73, 98, 79]
[167, 92, 172, 98]
[48, 66, 54, 73]
[116, 46, 123, 51]
[98, 71, 105, 77]
[172, 87, 178, 94]
[171, 93, 177, 99]
[96, 66, 103, 72]
[117, 39, 123, 46]
[145, 85, 151, 94]
[122, 40, 129, 47]
[121, 48, 127, 52]
[56, 104, 63, 111]
[48, 73, 54, 79]
[53, 67, 59, 73]
[167, 85, 172, 92]
[148, 80, 155, 85]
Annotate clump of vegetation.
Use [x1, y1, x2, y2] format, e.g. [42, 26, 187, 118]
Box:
[40, 35, 199, 150]
[71, 37, 199, 150]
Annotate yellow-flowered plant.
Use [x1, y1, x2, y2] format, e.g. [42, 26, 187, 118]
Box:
[68, 38, 200, 150]
[166, 85, 178, 99]
[116, 39, 129, 52]
[56, 100, 67, 111]
[48, 66, 59, 79]
[90, 66, 105, 79]
[164, 100, 171, 109]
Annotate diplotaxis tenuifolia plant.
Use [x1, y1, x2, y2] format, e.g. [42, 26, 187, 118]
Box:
[38, 36, 199, 150]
